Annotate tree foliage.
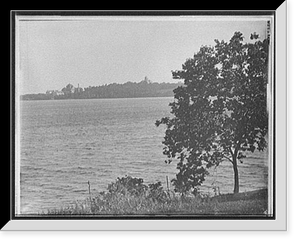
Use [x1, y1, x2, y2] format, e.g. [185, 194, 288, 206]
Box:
[156, 32, 269, 194]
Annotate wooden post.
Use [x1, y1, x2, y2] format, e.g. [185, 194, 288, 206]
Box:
[87, 181, 92, 211]
[88, 181, 91, 196]
[88, 181, 94, 213]
[166, 176, 170, 191]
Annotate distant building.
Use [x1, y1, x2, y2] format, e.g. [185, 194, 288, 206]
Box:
[46, 90, 64, 96]
[46, 90, 55, 95]
[141, 76, 151, 84]
[56, 90, 64, 96]
[74, 84, 83, 93]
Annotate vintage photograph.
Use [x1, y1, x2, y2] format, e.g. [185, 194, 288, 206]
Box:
[14, 12, 274, 218]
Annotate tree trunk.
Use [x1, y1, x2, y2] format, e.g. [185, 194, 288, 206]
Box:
[232, 158, 239, 194]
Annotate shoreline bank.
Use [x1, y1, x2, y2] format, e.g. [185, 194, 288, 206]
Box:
[40, 188, 268, 216]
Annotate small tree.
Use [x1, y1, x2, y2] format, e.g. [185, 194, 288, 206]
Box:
[156, 32, 269, 194]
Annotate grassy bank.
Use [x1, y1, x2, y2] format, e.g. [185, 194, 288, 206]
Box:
[45, 176, 268, 216]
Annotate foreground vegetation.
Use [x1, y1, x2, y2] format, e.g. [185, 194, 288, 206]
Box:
[45, 176, 268, 216]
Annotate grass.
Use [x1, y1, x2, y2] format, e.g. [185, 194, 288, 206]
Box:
[45, 176, 269, 216]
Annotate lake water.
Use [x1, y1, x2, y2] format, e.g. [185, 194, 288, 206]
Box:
[19, 97, 268, 214]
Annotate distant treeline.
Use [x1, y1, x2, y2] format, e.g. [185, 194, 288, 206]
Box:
[21, 78, 182, 101]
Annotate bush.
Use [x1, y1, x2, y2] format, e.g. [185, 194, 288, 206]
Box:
[80, 176, 172, 214]
[107, 176, 148, 197]
[147, 181, 170, 203]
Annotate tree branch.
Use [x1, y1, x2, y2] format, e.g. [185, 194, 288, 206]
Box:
[234, 140, 242, 157]
[229, 147, 234, 157]
[223, 154, 233, 163]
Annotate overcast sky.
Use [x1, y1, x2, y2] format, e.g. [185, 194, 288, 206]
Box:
[18, 16, 269, 94]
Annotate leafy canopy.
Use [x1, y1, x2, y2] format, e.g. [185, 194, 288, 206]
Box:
[156, 32, 269, 194]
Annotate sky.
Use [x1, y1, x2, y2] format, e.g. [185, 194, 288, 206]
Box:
[17, 16, 270, 94]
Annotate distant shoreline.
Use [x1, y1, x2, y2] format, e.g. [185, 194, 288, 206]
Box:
[20, 95, 176, 101]
[20, 79, 183, 101]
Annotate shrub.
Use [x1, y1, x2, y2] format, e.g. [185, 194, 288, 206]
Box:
[147, 181, 170, 203]
[107, 175, 148, 197]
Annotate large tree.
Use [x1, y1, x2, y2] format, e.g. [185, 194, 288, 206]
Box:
[156, 32, 269, 194]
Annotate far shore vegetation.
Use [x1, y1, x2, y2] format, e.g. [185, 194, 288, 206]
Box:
[21, 77, 182, 101]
